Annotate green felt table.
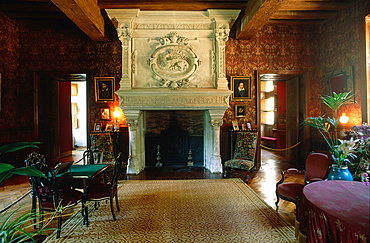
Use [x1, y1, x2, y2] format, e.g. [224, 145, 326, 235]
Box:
[64, 164, 111, 178]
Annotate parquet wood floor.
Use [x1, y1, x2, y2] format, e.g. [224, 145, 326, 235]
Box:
[0, 149, 302, 241]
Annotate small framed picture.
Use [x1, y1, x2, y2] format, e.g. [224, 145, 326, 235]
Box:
[94, 77, 115, 102]
[232, 120, 239, 131]
[231, 76, 251, 101]
[100, 108, 110, 120]
[94, 123, 102, 132]
[235, 105, 246, 118]
[105, 123, 114, 131]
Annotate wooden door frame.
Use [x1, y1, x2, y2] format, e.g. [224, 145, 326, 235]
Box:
[33, 71, 89, 165]
[255, 70, 308, 166]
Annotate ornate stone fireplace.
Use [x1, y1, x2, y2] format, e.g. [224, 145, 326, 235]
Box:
[106, 9, 240, 174]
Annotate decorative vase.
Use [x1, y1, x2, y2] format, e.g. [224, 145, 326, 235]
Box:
[327, 164, 354, 181]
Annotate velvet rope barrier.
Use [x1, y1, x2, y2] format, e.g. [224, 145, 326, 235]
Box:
[260, 142, 301, 151]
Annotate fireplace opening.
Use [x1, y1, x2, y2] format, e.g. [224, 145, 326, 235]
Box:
[144, 110, 204, 167]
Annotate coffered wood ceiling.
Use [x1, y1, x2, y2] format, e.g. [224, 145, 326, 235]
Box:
[0, 0, 354, 41]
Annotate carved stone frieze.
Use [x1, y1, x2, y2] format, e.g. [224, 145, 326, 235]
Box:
[134, 23, 212, 30]
[121, 94, 230, 107]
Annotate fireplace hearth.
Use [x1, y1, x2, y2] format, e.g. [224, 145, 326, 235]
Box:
[145, 111, 204, 167]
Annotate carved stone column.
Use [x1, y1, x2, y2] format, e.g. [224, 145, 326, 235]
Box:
[118, 22, 133, 90]
[124, 110, 142, 174]
[206, 109, 227, 173]
[214, 25, 229, 90]
[109, 9, 139, 90]
[209, 118, 223, 173]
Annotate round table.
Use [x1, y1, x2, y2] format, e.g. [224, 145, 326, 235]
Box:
[302, 180, 369, 243]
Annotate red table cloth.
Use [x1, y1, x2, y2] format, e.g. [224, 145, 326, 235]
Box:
[302, 180, 369, 243]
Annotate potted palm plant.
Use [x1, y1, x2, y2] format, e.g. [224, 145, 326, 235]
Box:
[301, 91, 355, 180]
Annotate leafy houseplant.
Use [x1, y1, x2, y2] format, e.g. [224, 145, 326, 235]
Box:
[301, 91, 354, 180]
[0, 142, 45, 185]
[347, 124, 370, 183]
[0, 142, 52, 243]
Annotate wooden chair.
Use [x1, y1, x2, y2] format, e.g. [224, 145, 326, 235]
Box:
[28, 157, 83, 238]
[223, 131, 258, 183]
[82, 148, 103, 165]
[86, 152, 123, 220]
[275, 151, 332, 209]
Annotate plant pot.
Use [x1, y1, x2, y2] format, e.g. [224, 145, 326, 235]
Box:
[327, 164, 354, 181]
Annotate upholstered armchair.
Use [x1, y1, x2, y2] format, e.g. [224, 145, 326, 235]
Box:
[275, 151, 332, 209]
[223, 131, 258, 183]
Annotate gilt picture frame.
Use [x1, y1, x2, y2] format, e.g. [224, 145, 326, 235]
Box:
[94, 77, 115, 102]
[94, 123, 102, 132]
[100, 108, 110, 120]
[231, 76, 252, 101]
[105, 123, 114, 132]
[325, 66, 354, 104]
[235, 105, 246, 118]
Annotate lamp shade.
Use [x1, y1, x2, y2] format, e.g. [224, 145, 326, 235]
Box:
[113, 110, 120, 118]
[339, 113, 349, 124]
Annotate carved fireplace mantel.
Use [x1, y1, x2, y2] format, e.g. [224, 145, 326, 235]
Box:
[106, 9, 240, 174]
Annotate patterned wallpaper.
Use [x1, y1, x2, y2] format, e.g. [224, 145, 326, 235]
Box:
[317, 0, 369, 127]
[225, 25, 320, 125]
[225, 0, 369, 127]
[0, 0, 368, 140]
[0, 12, 20, 130]
[16, 20, 122, 133]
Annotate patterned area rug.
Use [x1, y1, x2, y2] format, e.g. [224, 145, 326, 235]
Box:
[44, 179, 296, 242]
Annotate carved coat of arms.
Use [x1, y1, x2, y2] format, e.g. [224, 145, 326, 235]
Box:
[148, 32, 200, 90]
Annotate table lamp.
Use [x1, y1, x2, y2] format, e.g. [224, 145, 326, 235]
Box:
[339, 113, 349, 137]
[113, 109, 121, 131]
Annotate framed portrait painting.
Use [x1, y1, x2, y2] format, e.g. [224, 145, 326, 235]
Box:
[94, 77, 115, 102]
[231, 76, 251, 101]
[235, 105, 246, 118]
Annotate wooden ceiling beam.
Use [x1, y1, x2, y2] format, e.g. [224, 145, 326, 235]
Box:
[268, 19, 324, 25]
[98, 1, 248, 11]
[279, 1, 351, 11]
[236, 0, 284, 40]
[51, 0, 108, 41]
[271, 10, 337, 20]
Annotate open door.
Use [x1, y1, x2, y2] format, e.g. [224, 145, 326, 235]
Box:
[34, 73, 79, 167]
[285, 77, 300, 164]
[258, 71, 305, 166]
[36, 74, 60, 166]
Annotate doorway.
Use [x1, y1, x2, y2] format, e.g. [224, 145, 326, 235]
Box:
[35, 72, 87, 166]
[257, 70, 306, 167]
[71, 81, 87, 148]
